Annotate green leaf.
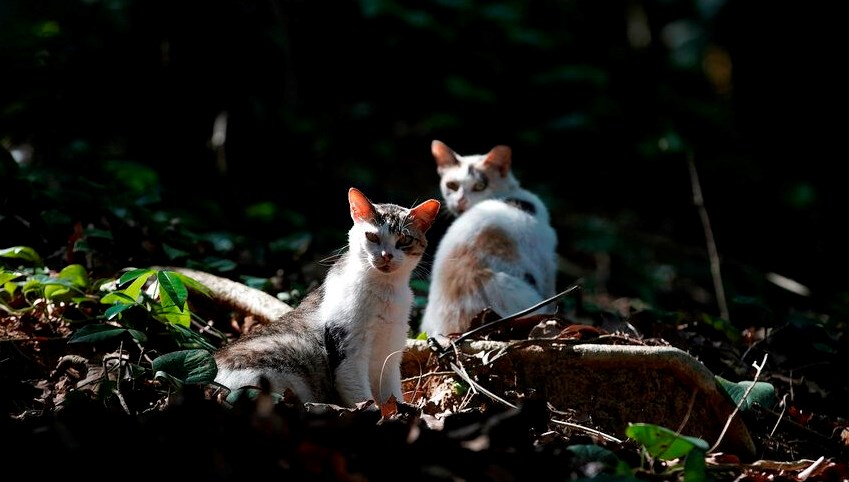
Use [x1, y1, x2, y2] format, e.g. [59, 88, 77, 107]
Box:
[566, 444, 621, 468]
[151, 349, 217, 385]
[104, 303, 136, 320]
[162, 243, 189, 261]
[153, 299, 191, 327]
[167, 323, 217, 352]
[2, 280, 19, 297]
[58, 264, 90, 288]
[153, 370, 184, 390]
[69, 324, 147, 344]
[683, 448, 707, 482]
[45, 264, 90, 300]
[118, 268, 154, 288]
[157, 270, 188, 309]
[715, 376, 777, 411]
[625, 423, 709, 460]
[121, 270, 155, 301]
[0, 246, 43, 266]
[101, 291, 137, 305]
[0, 269, 22, 285]
[698, 312, 741, 344]
[22, 274, 54, 296]
[43, 278, 77, 301]
[83, 228, 113, 240]
[199, 257, 238, 272]
[172, 272, 212, 298]
[269, 232, 312, 255]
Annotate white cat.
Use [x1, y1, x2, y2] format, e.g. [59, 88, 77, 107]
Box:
[213, 187, 440, 406]
[420, 140, 558, 337]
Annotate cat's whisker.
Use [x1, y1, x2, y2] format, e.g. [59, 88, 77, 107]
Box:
[317, 247, 347, 267]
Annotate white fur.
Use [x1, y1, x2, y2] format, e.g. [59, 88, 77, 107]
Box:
[216, 368, 318, 402]
[319, 229, 418, 404]
[319, 213, 423, 405]
[421, 142, 558, 336]
[213, 189, 439, 407]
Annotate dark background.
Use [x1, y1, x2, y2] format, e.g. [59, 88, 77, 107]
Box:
[1, 0, 845, 323]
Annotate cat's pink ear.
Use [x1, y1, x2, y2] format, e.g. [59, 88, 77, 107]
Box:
[348, 187, 376, 222]
[484, 145, 512, 177]
[409, 199, 441, 232]
[432, 140, 458, 173]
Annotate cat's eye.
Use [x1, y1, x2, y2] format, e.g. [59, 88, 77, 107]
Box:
[472, 180, 487, 192]
[396, 235, 413, 249]
[365, 232, 380, 243]
[445, 181, 459, 191]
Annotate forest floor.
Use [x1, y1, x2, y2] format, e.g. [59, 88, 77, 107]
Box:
[2, 262, 848, 481]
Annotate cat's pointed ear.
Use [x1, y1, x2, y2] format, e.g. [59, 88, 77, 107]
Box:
[348, 187, 376, 223]
[432, 140, 459, 173]
[409, 199, 441, 233]
[484, 145, 512, 177]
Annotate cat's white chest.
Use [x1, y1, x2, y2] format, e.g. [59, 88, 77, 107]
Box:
[319, 265, 412, 328]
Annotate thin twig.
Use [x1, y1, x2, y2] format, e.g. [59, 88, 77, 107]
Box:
[688, 153, 729, 322]
[438, 280, 583, 356]
[550, 419, 623, 444]
[675, 389, 698, 435]
[449, 362, 517, 409]
[710, 353, 768, 453]
[770, 393, 788, 437]
[400, 370, 456, 383]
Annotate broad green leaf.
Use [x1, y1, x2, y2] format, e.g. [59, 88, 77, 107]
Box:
[83, 228, 113, 240]
[167, 323, 217, 352]
[153, 370, 184, 390]
[0, 270, 22, 285]
[151, 349, 217, 385]
[625, 423, 709, 460]
[22, 274, 54, 296]
[43, 278, 76, 300]
[683, 448, 707, 482]
[100, 290, 137, 305]
[566, 444, 621, 468]
[0, 246, 43, 266]
[105, 303, 136, 319]
[172, 272, 212, 298]
[119, 268, 154, 287]
[716, 376, 777, 411]
[3, 280, 19, 297]
[122, 271, 154, 301]
[269, 232, 312, 255]
[241, 275, 270, 291]
[57, 264, 90, 288]
[199, 257, 237, 272]
[69, 324, 147, 344]
[45, 264, 90, 300]
[157, 270, 188, 309]
[153, 299, 191, 327]
[162, 243, 189, 261]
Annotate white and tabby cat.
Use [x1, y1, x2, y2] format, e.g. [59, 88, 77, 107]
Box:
[420, 140, 558, 337]
[214, 187, 440, 406]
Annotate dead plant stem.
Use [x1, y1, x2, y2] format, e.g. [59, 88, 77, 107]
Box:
[688, 153, 730, 322]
